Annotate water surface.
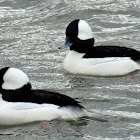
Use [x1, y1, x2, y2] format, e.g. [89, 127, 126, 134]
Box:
[0, 0, 140, 139]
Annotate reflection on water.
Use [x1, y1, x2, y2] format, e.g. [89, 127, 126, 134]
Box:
[0, 0, 140, 139]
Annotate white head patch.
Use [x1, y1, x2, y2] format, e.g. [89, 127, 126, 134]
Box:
[2, 68, 29, 90]
[78, 20, 93, 40]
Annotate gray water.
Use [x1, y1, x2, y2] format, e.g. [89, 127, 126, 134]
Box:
[0, 0, 140, 139]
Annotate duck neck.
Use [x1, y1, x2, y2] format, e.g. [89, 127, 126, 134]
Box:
[70, 38, 94, 53]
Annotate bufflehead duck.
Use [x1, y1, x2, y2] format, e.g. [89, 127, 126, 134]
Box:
[60, 19, 140, 76]
[0, 67, 87, 125]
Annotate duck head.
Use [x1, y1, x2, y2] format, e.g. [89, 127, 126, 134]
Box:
[60, 19, 95, 53]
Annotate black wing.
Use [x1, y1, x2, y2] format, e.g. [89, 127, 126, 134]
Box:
[83, 46, 140, 61]
[30, 90, 83, 108]
[1, 83, 83, 108]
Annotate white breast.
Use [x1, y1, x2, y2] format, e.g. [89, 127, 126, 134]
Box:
[63, 51, 139, 76]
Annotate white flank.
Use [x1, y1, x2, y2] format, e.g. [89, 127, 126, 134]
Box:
[63, 51, 139, 76]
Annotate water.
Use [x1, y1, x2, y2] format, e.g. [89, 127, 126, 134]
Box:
[0, 0, 140, 139]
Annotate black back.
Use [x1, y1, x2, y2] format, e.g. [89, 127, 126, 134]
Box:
[83, 46, 140, 61]
[1, 83, 83, 109]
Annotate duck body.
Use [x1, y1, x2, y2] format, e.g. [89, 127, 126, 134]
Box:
[0, 96, 85, 125]
[0, 67, 87, 125]
[63, 46, 140, 76]
[60, 19, 140, 76]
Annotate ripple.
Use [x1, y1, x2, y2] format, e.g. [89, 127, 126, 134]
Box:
[0, 0, 140, 139]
